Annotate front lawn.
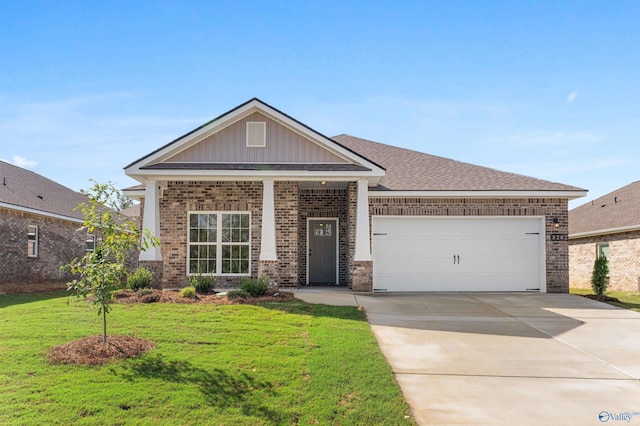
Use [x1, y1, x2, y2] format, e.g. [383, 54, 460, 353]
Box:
[570, 288, 640, 312]
[0, 292, 415, 425]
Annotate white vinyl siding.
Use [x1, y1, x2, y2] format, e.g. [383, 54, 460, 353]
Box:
[188, 212, 251, 275]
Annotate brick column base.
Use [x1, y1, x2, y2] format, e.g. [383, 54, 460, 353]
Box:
[351, 261, 373, 292]
[138, 261, 164, 289]
[258, 260, 280, 292]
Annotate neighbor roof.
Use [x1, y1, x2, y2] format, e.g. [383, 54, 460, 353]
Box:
[0, 161, 87, 221]
[333, 134, 586, 193]
[569, 181, 640, 237]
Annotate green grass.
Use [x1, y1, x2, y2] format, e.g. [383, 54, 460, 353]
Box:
[570, 288, 640, 312]
[0, 292, 415, 425]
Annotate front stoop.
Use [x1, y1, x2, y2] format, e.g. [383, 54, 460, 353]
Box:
[351, 261, 373, 292]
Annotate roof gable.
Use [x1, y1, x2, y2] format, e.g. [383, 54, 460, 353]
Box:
[125, 98, 384, 179]
[569, 181, 640, 236]
[0, 161, 87, 221]
[164, 111, 348, 164]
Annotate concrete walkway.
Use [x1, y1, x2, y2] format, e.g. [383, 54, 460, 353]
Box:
[293, 289, 640, 425]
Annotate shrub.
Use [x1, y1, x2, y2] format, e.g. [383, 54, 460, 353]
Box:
[591, 255, 609, 296]
[240, 276, 269, 297]
[180, 286, 196, 299]
[189, 274, 216, 294]
[137, 288, 155, 296]
[127, 267, 153, 292]
[227, 290, 249, 299]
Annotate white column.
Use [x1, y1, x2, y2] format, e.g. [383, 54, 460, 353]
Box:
[354, 179, 372, 261]
[140, 179, 162, 261]
[259, 179, 278, 261]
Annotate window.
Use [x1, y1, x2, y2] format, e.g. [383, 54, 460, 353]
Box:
[597, 243, 609, 259]
[246, 122, 266, 147]
[188, 212, 250, 275]
[86, 235, 96, 252]
[27, 225, 38, 257]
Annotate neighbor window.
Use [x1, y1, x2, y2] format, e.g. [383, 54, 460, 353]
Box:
[188, 212, 250, 275]
[597, 243, 609, 259]
[86, 235, 96, 252]
[27, 225, 38, 257]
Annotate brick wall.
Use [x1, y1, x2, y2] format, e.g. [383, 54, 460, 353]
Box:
[569, 231, 640, 291]
[0, 207, 86, 288]
[157, 181, 299, 289]
[368, 197, 570, 293]
[298, 188, 349, 285]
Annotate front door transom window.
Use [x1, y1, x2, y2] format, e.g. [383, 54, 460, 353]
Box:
[188, 212, 250, 275]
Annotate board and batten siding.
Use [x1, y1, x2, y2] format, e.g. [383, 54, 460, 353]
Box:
[166, 112, 349, 164]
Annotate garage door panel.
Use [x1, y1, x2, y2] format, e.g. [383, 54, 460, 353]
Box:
[372, 217, 543, 292]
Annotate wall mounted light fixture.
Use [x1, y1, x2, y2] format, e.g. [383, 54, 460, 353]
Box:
[552, 217, 560, 228]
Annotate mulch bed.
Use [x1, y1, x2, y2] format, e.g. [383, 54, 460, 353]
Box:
[48, 289, 295, 365]
[49, 335, 155, 365]
[114, 289, 295, 305]
[581, 294, 621, 303]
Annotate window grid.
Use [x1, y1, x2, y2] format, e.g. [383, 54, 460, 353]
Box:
[188, 212, 250, 275]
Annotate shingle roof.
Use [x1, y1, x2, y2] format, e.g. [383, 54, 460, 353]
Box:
[0, 161, 87, 221]
[120, 204, 140, 217]
[569, 181, 640, 236]
[332, 134, 585, 192]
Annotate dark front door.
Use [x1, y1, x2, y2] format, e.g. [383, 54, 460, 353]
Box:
[308, 219, 338, 284]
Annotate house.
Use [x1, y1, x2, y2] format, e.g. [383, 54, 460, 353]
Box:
[0, 161, 91, 291]
[569, 181, 640, 291]
[124, 98, 586, 293]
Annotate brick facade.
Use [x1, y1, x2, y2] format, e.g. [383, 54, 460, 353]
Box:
[156, 180, 299, 289]
[0, 206, 86, 289]
[368, 197, 570, 293]
[569, 231, 640, 292]
[149, 182, 571, 293]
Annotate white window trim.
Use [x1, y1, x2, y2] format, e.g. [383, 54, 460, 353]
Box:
[86, 235, 96, 252]
[246, 122, 266, 148]
[596, 242, 610, 259]
[187, 211, 252, 276]
[27, 225, 38, 257]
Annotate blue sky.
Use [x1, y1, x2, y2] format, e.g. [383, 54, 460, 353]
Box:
[1, 1, 638, 209]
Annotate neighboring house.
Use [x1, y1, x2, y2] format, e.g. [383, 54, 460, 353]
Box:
[569, 181, 640, 291]
[0, 161, 91, 289]
[124, 98, 586, 293]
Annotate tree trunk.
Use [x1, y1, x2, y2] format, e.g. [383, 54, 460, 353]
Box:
[103, 309, 107, 343]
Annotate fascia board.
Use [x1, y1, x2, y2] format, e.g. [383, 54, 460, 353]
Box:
[569, 224, 640, 239]
[369, 190, 588, 199]
[0, 201, 84, 224]
[127, 169, 382, 181]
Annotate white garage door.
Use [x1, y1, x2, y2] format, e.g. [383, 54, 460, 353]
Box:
[372, 217, 545, 292]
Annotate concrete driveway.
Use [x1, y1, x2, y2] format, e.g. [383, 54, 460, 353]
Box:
[294, 290, 640, 425]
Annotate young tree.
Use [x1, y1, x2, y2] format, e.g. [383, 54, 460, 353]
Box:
[591, 255, 609, 296]
[62, 181, 159, 343]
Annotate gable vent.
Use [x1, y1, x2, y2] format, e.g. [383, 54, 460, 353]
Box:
[246, 122, 266, 147]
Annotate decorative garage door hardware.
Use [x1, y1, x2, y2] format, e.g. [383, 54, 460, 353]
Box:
[453, 255, 460, 264]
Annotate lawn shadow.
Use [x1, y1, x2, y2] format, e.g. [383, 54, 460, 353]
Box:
[257, 300, 367, 322]
[0, 290, 68, 309]
[120, 354, 282, 422]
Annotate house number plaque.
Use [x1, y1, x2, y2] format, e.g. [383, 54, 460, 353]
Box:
[550, 234, 567, 241]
